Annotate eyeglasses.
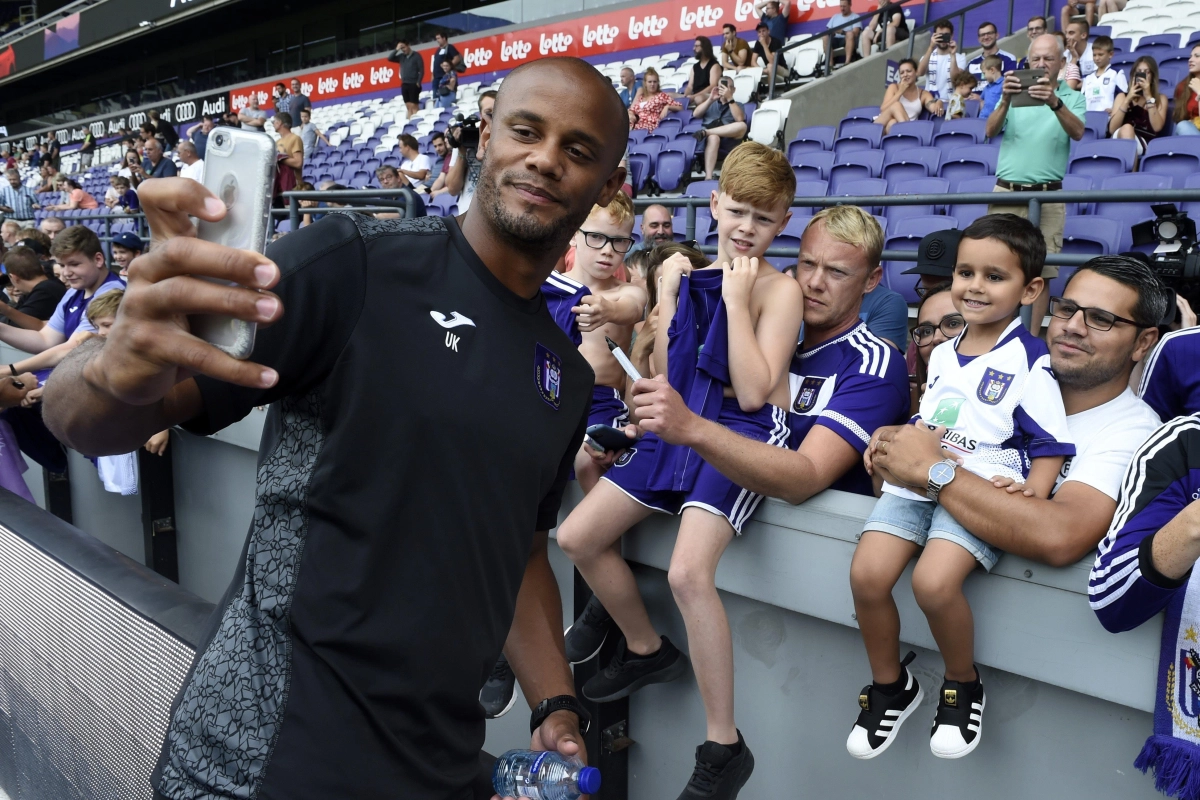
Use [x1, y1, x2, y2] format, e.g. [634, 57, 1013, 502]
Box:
[911, 313, 966, 345]
[579, 230, 635, 254]
[1048, 297, 1142, 331]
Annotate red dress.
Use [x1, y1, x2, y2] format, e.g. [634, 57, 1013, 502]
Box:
[630, 92, 676, 132]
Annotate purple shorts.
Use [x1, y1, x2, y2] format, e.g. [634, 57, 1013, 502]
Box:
[589, 385, 630, 429]
[603, 399, 790, 534]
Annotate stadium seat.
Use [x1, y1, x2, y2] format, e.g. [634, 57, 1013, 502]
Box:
[834, 178, 888, 214]
[792, 180, 830, 217]
[654, 149, 690, 193]
[656, 118, 683, 139]
[1062, 174, 1095, 216]
[1094, 173, 1172, 250]
[883, 217, 958, 301]
[885, 177, 952, 230]
[833, 123, 883, 154]
[881, 120, 936, 157]
[732, 69, 763, 103]
[948, 175, 998, 228]
[788, 126, 837, 162]
[932, 118, 987, 151]
[627, 152, 651, 192]
[792, 150, 836, 181]
[1082, 111, 1109, 142]
[882, 147, 942, 187]
[830, 150, 885, 193]
[1068, 139, 1138, 181]
[748, 99, 790, 148]
[938, 144, 999, 190]
[1141, 137, 1200, 187]
[1062, 217, 1120, 257]
[839, 107, 881, 134]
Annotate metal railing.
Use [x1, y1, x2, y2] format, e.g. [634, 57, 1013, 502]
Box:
[634, 188, 1200, 267]
[281, 188, 421, 230]
[24, 210, 150, 246]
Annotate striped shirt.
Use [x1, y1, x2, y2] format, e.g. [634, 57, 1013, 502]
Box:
[1089, 415, 1200, 632]
[1139, 327, 1200, 422]
[0, 183, 38, 220]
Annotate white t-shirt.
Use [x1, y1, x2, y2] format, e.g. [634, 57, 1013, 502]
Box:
[1082, 66, 1128, 112]
[401, 154, 432, 181]
[1066, 42, 1096, 77]
[1053, 388, 1161, 499]
[885, 319, 1075, 501]
[180, 159, 205, 184]
[926, 50, 968, 99]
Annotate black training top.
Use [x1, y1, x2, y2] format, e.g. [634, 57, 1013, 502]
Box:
[154, 213, 592, 800]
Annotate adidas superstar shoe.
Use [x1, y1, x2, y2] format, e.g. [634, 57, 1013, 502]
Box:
[929, 670, 986, 759]
[846, 651, 924, 760]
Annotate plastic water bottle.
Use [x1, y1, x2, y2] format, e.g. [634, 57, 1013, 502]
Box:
[492, 749, 602, 799]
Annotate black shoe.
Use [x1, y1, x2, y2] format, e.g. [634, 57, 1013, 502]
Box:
[676, 731, 754, 799]
[846, 651, 924, 759]
[564, 594, 613, 665]
[582, 635, 689, 703]
[929, 669, 985, 759]
[479, 654, 517, 719]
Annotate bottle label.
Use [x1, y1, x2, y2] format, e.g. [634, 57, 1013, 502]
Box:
[530, 750, 550, 780]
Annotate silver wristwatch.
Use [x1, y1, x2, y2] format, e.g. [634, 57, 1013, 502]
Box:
[926, 458, 958, 504]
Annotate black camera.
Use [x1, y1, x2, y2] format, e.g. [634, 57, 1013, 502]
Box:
[1132, 204, 1200, 301]
[447, 114, 481, 151]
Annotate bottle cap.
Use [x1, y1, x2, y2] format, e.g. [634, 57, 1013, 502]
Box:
[578, 766, 602, 794]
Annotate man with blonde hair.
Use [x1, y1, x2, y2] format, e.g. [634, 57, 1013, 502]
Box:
[557, 142, 805, 800]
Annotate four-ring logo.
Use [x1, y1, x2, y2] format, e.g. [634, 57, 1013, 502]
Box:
[175, 101, 197, 121]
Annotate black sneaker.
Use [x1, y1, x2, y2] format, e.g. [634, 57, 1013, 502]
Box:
[479, 654, 517, 719]
[929, 669, 985, 759]
[564, 594, 613, 665]
[582, 635, 689, 703]
[676, 731, 754, 799]
[845, 651, 924, 759]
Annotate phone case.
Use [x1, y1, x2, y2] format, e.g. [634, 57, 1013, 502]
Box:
[1010, 68, 1050, 108]
[191, 126, 277, 359]
[586, 424, 637, 451]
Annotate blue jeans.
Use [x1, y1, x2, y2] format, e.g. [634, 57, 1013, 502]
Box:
[436, 92, 456, 110]
[1176, 120, 1200, 136]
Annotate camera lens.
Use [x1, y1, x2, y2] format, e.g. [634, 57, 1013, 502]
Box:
[214, 133, 226, 147]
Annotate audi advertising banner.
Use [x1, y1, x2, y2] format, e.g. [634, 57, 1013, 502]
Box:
[230, 0, 876, 112]
[7, 92, 228, 150]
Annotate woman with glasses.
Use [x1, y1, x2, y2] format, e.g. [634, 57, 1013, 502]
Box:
[908, 282, 964, 412]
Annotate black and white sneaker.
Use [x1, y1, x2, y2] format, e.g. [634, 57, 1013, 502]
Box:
[929, 669, 985, 759]
[582, 635, 689, 703]
[564, 593, 613, 665]
[479, 654, 517, 719]
[676, 731, 754, 799]
[846, 651, 924, 760]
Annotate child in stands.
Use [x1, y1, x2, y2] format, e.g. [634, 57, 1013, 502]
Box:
[979, 55, 1005, 118]
[557, 142, 802, 800]
[849, 214, 1074, 760]
[947, 70, 980, 118]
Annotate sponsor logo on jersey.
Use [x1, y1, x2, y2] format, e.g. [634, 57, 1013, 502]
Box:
[429, 310, 476, 329]
[941, 430, 978, 453]
[535, 343, 563, 409]
[792, 376, 826, 413]
[615, 448, 637, 467]
[928, 397, 964, 426]
[977, 369, 1014, 405]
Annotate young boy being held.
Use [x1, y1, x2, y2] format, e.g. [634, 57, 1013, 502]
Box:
[979, 55, 1005, 118]
[947, 70, 980, 119]
[557, 142, 802, 800]
[563, 190, 647, 491]
[849, 214, 1074, 760]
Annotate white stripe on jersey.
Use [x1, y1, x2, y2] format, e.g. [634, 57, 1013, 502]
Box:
[545, 272, 587, 294]
[806, 323, 892, 378]
[822, 410, 871, 445]
[1138, 326, 1200, 397]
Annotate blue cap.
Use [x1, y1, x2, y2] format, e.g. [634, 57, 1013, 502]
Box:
[110, 232, 144, 251]
[578, 766, 601, 794]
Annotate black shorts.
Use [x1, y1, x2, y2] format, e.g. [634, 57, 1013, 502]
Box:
[401, 83, 420, 104]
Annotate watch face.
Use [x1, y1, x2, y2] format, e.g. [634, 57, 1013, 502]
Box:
[930, 462, 956, 485]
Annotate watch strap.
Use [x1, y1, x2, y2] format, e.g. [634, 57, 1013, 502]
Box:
[530, 694, 592, 736]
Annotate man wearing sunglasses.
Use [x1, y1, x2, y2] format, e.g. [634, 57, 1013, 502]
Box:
[872, 255, 1165, 568]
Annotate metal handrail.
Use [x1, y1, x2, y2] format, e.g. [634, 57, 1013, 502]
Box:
[282, 188, 420, 230]
[24, 210, 149, 246]
[634, 188, 1200, 268]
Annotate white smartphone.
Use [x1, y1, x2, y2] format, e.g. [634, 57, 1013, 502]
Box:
[191, 126, 276, 359]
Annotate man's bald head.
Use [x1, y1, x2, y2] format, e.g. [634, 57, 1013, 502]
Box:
[494, 58, 628, 169]
[1027, 33, 1064, 74]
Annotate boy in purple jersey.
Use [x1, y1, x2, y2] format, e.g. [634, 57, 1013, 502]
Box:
[1138, 325, 1200, 422]
[563, 191, 647, 491]
[557, 142, 802, 800]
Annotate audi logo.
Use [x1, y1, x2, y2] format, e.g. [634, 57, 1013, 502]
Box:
[128, 112, 147, 127]
[175, 102, 197, 121]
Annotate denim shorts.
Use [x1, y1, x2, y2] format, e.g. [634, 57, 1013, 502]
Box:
[863, 492, 1001, 572]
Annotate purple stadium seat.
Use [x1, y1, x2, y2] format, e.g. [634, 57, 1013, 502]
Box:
[792, 150, 836, 181]
[1141, 137, 1200, 187]
[839, 107, 881, 134]
[1061, 174, 1094, 216]
[792, 180, 829, 217]
[1082, 111, 1108, 142]
[643, 133, 670, 148]
[667, 137, 698, 162]
[686, 180, 720, 198]
[1188, 31, 1200, 49]
[932, 118, 987, 151]
[1068, 139, 1137, 181]
[834, 123, 883, 155]
[783, 215, 811, 240]
[1062, 217, 1120, 257]
[948, 175, 997, 228]
[883, 216, 958, 301]
[275, 219, 293, 234]
[882, 146, 942, 187]
[1094, 173, 1171, 249]
[939, 144, 999, 190]
[654, 150, 689, 193]
[881, 120, 936, 157]
[630, 142, 663, 178]
[1137, 34, 1180, 55]
[656, 118, 683, 138]
[885, 177, 952, 230]
[788, 126, 836, 161]
[834, 178, 888, 214]
[830, 150, 885, 192]
[628, 129, 648, 144]
[349, 170, 372, 188]
[627, 152, 651, 192]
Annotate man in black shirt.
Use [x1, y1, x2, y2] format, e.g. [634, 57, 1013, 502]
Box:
[1, 244, 65, 325]
[43, 57, 629, 800]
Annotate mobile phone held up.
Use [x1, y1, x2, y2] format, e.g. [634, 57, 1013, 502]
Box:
[191, 126, 276, 359]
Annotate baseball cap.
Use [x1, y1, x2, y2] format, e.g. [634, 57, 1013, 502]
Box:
[11, 238, 49, 257]
[902, 228, 962, 277]
[110, 232, 144, 252]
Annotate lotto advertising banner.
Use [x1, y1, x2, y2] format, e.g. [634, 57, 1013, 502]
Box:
[231, 0, 880, 111]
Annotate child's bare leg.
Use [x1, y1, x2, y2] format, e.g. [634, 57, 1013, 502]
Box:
[850, 531, 922, 683]
[911, 539, 980, 681]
